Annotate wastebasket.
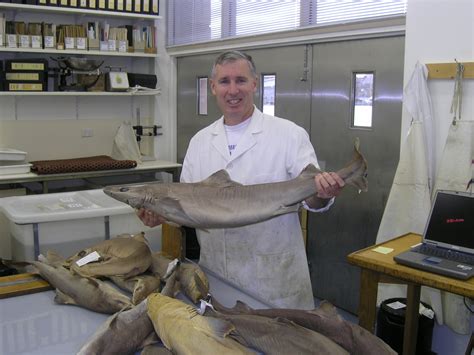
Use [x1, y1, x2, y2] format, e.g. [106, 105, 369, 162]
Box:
[376, 297, 435, 355]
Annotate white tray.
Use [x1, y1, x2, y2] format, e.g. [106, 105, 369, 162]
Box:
[0, 163, 32, 175]
[0, 148, 27, 161]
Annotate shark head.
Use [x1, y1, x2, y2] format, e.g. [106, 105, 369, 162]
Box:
[103, 185, 151, 209]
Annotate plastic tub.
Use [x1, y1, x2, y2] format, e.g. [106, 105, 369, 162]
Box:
[0, 189, 160, 261]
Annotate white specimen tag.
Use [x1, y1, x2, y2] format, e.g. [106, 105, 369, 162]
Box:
[76, 251, 101, 266]
[164, 259, 180, 278]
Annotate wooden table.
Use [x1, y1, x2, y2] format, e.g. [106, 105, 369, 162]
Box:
[347, 233, 474, 355]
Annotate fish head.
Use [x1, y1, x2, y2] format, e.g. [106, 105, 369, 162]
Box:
[103, 184, 160, 210]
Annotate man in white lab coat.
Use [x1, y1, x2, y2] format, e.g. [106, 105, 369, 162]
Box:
[139, 50, 344, 309]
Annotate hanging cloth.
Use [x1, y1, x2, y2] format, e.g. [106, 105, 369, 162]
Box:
[375, 62, 443, 323]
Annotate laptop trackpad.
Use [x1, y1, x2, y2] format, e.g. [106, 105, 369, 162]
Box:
[424, 256, 443, 264]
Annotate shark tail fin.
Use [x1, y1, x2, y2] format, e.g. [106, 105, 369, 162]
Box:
[336, 138, 369, 192]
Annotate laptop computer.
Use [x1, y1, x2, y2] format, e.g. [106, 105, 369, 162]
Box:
[394, 189, 474, 280]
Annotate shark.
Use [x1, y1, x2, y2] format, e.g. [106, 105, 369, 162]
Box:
[103, 139, 368, 229]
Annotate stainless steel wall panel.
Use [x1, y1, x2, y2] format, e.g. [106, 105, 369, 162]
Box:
[308, 36, 405, 313]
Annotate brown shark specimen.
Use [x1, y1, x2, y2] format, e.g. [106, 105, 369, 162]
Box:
[203, 308, 349, 354]
[149, 253, 210, 304]
[32, 258, 132, 314]
[108, 273, 161, 305]
[64, 233, 152, 279]
[147, 293, 256, 354]
[103, 139, 368, 229]
[210, 297, 396, 355]
[77, 264, 180, 355]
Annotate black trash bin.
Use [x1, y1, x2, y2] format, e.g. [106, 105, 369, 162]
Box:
[376, 297, 435, 355]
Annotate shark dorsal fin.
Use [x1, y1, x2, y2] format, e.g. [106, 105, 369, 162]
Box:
[201, 169, 243, 187]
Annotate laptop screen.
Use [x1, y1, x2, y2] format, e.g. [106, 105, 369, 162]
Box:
[424, 190, 474, 253]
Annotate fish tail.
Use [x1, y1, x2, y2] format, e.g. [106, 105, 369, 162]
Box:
[336, 138, 369, 192]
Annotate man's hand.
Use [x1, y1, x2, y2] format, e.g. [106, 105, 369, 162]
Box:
[315, 172, 345, 199]
[305, 172, 345, 209]
[137, 208, 167, 227]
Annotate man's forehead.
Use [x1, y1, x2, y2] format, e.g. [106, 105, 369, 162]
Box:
[215, 60, 252, 75]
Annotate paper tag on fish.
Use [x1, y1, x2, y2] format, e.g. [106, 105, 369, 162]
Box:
[76, 251, 101, 267]
[386, 301, 406, 310]
[164, 259, 180, 279]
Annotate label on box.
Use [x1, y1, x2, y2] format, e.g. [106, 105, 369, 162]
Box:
[19, 35, 30, 48]
[100, 41, 108, 51]
[118, 40, 127, 53]
[8, 83, 44, 91]
[65, 37, 75, 49]
[76, 251, 101, 267]
[76, 37, 87, 50]
[7, 34, 17, 48]
[142, 0, 149, 12]
[31, 35, 42, 49]
[6, 73, 40, 81]
[12, 63, 45, 70]
[44, 36, 55, 48]
[80, 0, 87, 6]
[108, 40, 117, 52]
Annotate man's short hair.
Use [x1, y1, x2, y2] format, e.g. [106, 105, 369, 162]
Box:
[211, 50, 257, 78]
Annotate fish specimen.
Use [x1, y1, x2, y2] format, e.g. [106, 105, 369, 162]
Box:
[65, 232, 152, 278]
[33, 258, 132, 314]
[204, 308, 348, 354]
[77, 299, 156, 355]
[103, 139, 368, 229]
[210, 298, 396, 355]
[147, 293, 256, 354]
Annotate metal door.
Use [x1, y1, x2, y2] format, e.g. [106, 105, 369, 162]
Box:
[176, 46, 312, 163]
[308, 37, 405, 313]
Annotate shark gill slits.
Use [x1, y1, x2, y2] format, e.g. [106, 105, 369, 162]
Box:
[120, 187, 129, 192]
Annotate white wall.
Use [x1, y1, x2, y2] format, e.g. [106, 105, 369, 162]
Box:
[402, 0, 474, 168]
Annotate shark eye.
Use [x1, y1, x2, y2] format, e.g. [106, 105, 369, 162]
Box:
[120, 187, 129, 192]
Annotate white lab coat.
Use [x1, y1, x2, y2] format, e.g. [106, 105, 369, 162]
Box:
[181, 107, 329, 309]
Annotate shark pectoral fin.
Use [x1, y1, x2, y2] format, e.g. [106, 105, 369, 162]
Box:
[54, 289, 77, 305]
[232, 300, 253, 313]
[198, 317, 235, 338]
[140, 332, 160, 349]
[201, 169, 243, 187]
[274, 204, 300, 216]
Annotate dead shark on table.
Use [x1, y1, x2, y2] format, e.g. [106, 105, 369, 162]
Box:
[104, 139, 368, 229]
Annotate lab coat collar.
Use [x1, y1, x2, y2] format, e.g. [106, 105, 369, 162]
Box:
[211, 106, 264, 163]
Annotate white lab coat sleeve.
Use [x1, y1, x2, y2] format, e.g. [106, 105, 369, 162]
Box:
[285, 122, 334, 213]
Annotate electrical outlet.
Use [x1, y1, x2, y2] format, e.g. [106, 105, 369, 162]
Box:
[82, 128, 93, 137]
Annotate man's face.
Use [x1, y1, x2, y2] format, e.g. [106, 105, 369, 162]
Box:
[210, 59, 257, 124]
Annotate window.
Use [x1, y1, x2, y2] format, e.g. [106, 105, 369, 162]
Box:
[167, 0, 407, 46]
[352, 72, 374, 128]
[197, 77, 208, 115]
[261, 74, 276, 116]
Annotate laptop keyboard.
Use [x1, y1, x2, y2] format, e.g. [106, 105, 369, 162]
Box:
[418, 244, 474, 265]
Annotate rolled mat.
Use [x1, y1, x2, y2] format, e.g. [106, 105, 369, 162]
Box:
[30, 155, 137, 175]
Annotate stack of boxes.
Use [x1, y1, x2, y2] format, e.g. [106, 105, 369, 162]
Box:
[3, 58, 48, 91]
